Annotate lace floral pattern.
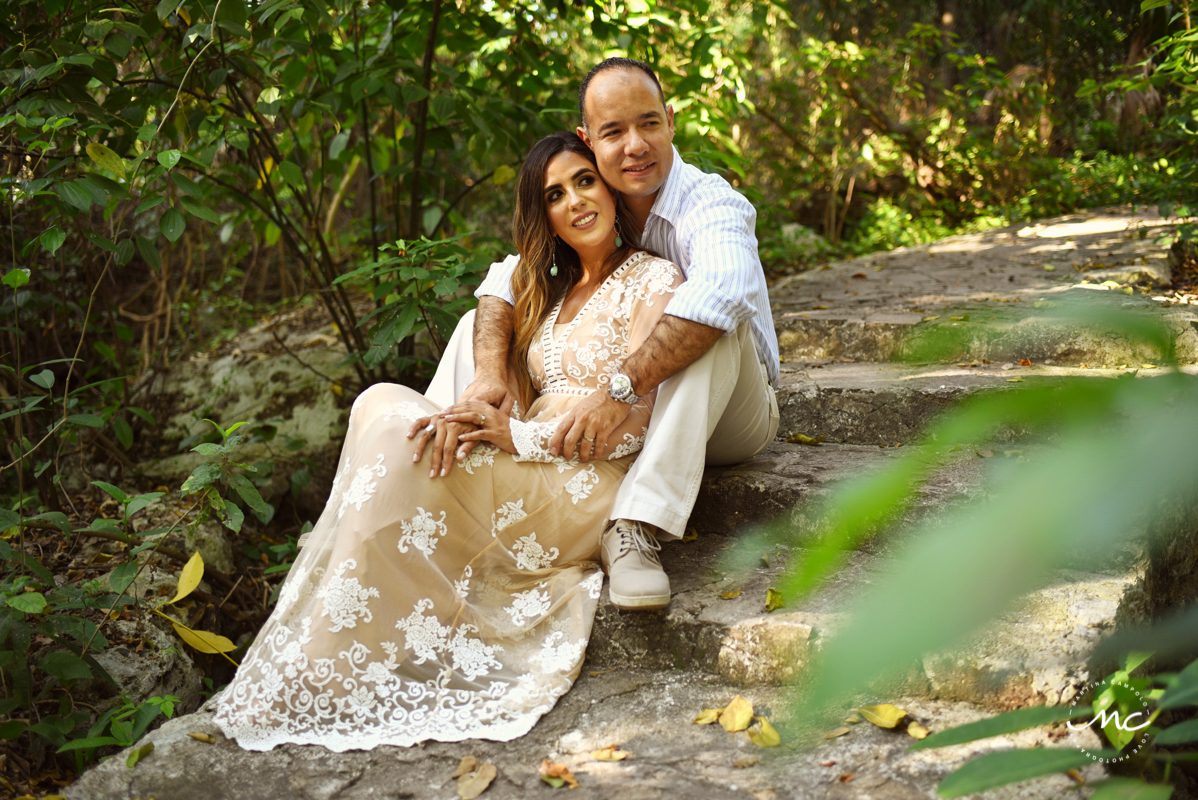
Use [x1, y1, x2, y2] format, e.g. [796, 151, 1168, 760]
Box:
[213, 254, 683, 753]
[397, 508, 447, 557]
[317, 559, 379, 632]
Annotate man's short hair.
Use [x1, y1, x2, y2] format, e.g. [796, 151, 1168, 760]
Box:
[578, 58, 666, 129]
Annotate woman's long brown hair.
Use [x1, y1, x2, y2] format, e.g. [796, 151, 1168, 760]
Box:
[509, 131, 643, 410]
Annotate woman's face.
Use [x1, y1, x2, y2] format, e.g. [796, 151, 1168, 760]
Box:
[543, 150, 618, 259]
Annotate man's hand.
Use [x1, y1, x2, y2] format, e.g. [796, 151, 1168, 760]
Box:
[452, 295, 518, 468]
[549, 390, 633, 463]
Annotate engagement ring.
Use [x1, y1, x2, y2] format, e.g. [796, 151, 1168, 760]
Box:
[425, 423, 436, 433]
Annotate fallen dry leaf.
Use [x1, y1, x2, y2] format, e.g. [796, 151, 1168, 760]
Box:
[922, 315, 941, 322]
[764, 588, 784, 612]
[734, 755, 759, 769]
[719, 695, 755, 732]
[1006, 376, 1025, 382]
[588, 668, 617, 677]
[1019, 359, 1032, 366]
[820, 760, 836, 767]
[458, 762, 497, 800]
[838, 773, 855, 783]
[906, 722, 930, 740]
[977, 449, 995, 458]
[452, 755, 479, 779]
[187, 732, 215, 743]
[844, 711, 862, 724]
[591, 745, 628, 762]
[851, 272, 867, 279]
[682, 527, 699, 542]
[1066, 768, 1084, 785]
[720, 589, 742, 600]
[539, 760, 579, 789]
[857, 704, 908, 729]
[693, 708, 722, 725]
[748, 717, 781, 747]
[950, 314, 970, 321]
[824, 726, 851, 739]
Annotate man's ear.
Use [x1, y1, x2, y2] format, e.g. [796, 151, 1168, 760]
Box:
[576, 125, 593, 149]
[665, 104, 676, 136]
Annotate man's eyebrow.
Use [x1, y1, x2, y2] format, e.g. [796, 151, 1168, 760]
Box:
[597, 110, 663, 135]
[543, 167, 596, 194]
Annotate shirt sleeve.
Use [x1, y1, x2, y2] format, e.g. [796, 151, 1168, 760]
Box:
[664, 187, 761, 335]
[475, 253, 520, 305]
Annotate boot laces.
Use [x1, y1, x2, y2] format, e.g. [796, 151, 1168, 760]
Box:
[615, 521, 662, 566]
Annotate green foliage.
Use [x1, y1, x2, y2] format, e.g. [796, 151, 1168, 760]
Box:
[334, 235, 488, 371]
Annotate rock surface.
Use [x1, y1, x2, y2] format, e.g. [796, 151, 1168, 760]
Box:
[67, 669, 1106, 800]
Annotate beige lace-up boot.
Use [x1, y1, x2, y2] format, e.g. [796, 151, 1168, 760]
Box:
[600, 519, 671, 610]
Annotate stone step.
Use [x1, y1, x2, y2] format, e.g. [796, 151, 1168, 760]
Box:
[68, 671, 1107, 800]
[773, 361, 1198, 445]
[768, 208, 1198, 367]
[587, 443, 1138, 713]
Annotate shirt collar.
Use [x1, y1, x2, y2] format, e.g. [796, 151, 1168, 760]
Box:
[646, 145, 685, 227]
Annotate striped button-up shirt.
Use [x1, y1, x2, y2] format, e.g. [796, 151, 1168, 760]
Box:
[475, 146, 780, 385]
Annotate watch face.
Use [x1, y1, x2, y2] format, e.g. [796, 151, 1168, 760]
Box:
[610, 374, 632, 399]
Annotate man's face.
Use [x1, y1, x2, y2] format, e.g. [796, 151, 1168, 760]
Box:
[577, 69, 675, 201]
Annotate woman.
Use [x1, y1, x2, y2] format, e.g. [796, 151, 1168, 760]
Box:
[212, 131, 684, 751]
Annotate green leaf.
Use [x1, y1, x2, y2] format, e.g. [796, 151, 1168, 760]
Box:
[29, 369, 54, 389]
[112, 419, 133, 450]
[1154, 718, 1198, 746]
[124, 492, 163, 521]
[329, 130, 350, 160]
[91, 481, 129, 504]
[1160, 660, 1198, 709]
[40, 227, 66, 255]
[86, 142, 126, 179]
[219, 500, 245, 533]
[1141, 0, 1169, 10]
[57, 180, 93, 210]
[3, 268, 30, 289]
[68, 413, 105, 428]
[109, 560, 139, 594]
[937, 748, 1118, 797]
[58, 736, 120, 752]
[912, 705, 1091, 751]
[160, 208, 185, 242]
[114, 238, 135, 265]
[278, 161, 303, 187]
[31, 511, 70, 534]
[83, 230, 116, 252]
[157, 149, 181, 169]
[137, 123, 157, 142]
[84, 19, 115, 39]
[7, 592, 47, 614]
[38, 651, 92, 683]
[228, 473, 273, 523]
[181, 196, 220, 224]
[136, 235, 162, 271]
[181, 462, 222, 495]
[126, 740, 153, 768]
[1089, 778, 1174, 800]
[191, 443, 225, 455]
[0, 720, 27, 739]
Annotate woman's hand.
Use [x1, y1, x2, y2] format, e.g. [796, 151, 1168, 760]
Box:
[407, 415, 464, 478]
[442, 400, 516, 455]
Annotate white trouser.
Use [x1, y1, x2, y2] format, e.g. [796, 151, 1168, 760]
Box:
[425, 309, 780, 539]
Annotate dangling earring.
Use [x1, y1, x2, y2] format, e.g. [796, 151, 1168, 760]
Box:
[614, 218, 624, 249]
[549, 239, 559, 277]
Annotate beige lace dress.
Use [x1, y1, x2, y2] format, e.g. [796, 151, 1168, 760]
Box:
[213, 252, 683, 751]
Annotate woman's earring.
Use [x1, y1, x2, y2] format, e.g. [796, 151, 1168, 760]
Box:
[550, 240, 559, 277]
[614, 219, 624, 249]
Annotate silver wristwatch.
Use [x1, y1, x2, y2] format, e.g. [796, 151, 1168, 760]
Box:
[608, 372, 640, 404]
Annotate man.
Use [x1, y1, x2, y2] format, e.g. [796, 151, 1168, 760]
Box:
[425, 57, 779, 611]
